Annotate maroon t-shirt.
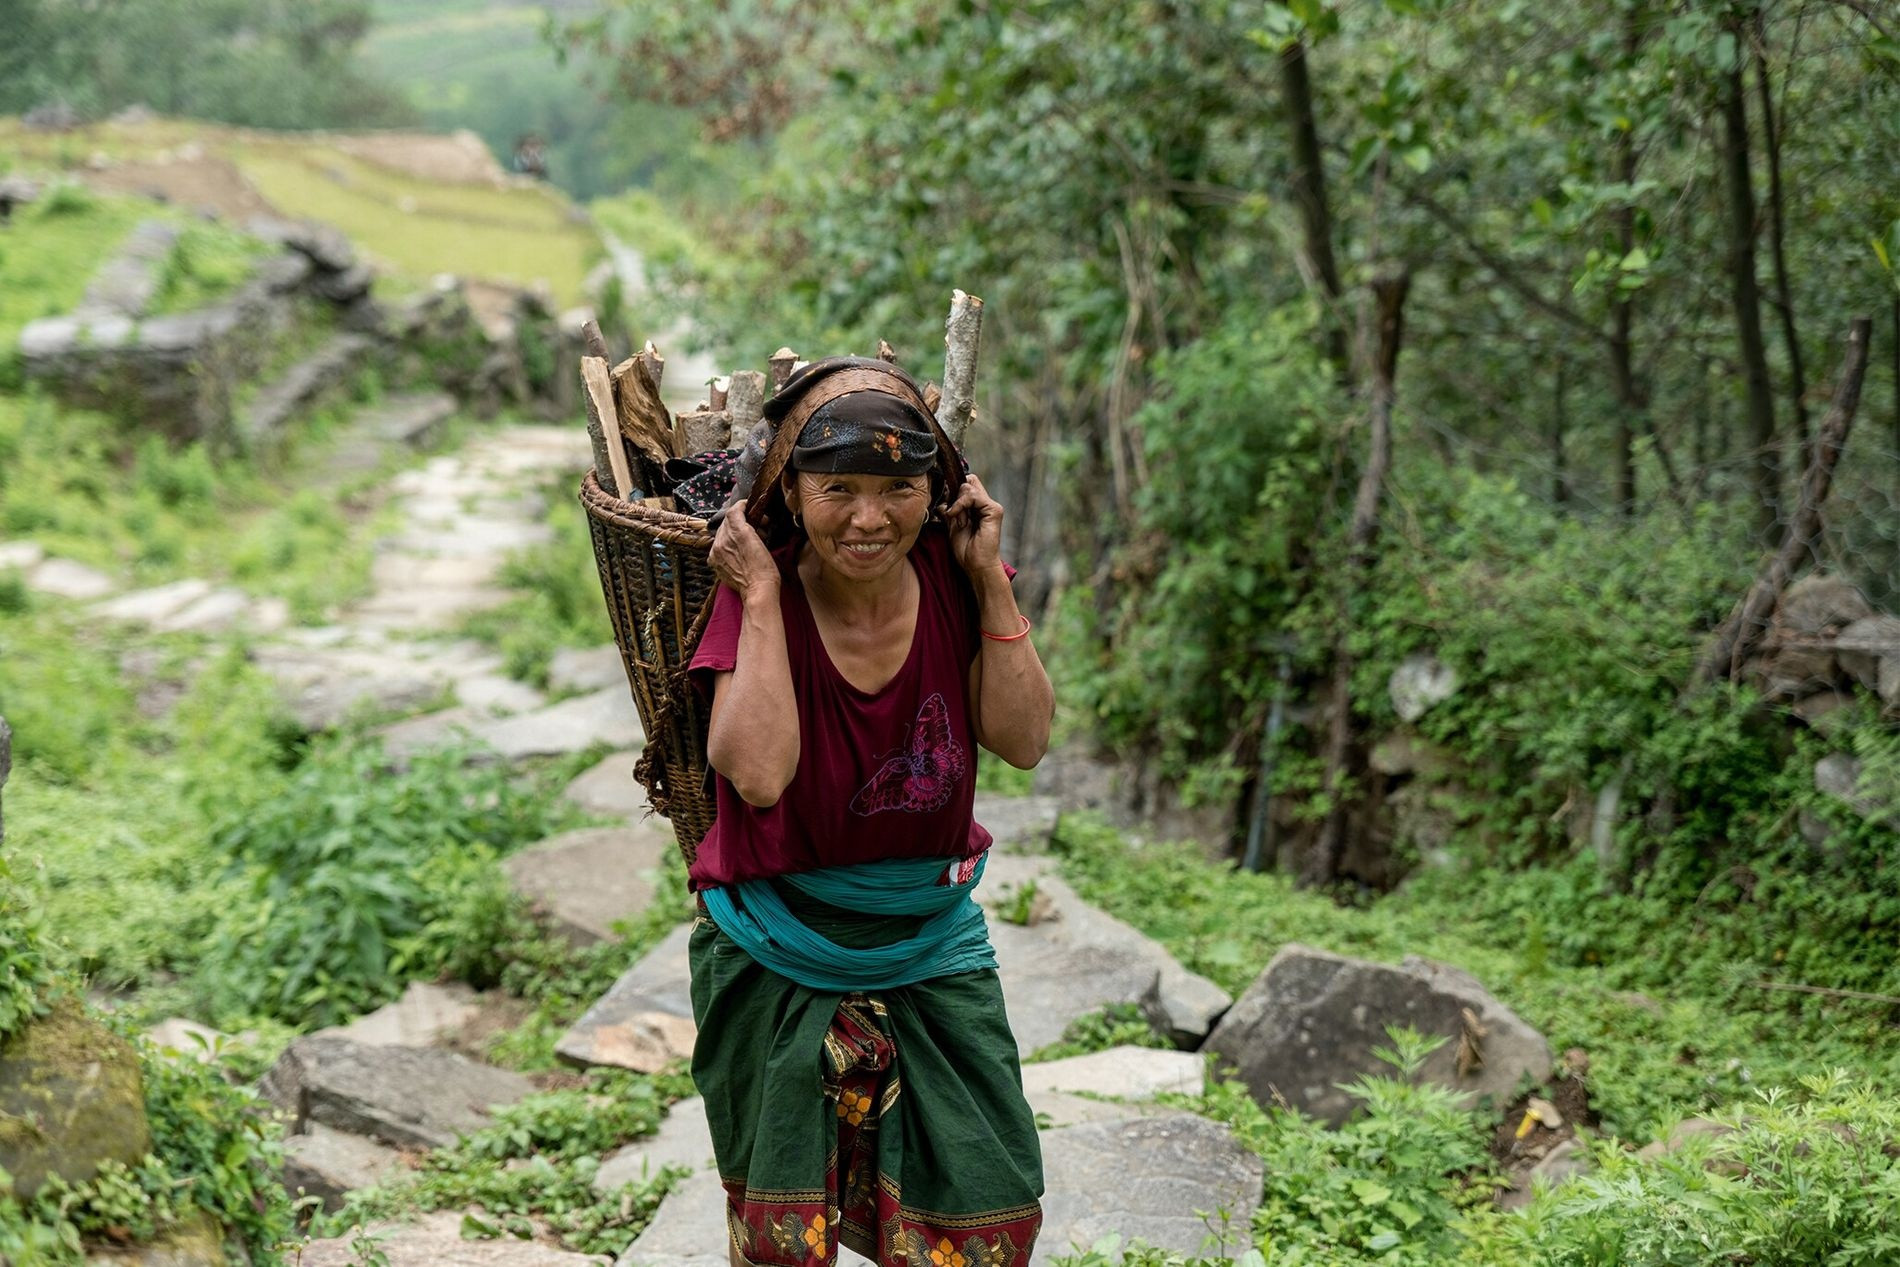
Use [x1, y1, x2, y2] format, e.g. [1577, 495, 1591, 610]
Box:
[686, 526, 1003, 890]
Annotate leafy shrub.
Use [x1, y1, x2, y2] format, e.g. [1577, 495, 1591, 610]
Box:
[1492, 1072, 1900, 1266]
[0, 856, 54, 1040]
[199, 739, 581, 1027]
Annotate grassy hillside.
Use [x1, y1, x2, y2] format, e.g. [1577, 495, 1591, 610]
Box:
[0, 116, 602, 304]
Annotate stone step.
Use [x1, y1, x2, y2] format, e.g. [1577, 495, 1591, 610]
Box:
[307, 390, 459, 490]
[239, 331, 378, 446]
[259, 1034, 535, 1151]
[562, 750, 647, 818]
[295, 1211, 604, 1266]
[611, 1049, 1257, 1266]
[503, 821, 675, 948]
[376, 688, 644, 764]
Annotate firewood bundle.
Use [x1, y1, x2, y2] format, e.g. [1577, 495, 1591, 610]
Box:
[578, 289, 985, 518]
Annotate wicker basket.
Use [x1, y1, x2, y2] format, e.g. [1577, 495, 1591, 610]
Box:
[578, 469, 719, 863]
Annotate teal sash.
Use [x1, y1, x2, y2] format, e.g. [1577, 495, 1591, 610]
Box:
[700, 853, 995, 991]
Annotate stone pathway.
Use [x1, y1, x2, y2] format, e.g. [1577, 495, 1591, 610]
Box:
[6, 385, 1269, 1263]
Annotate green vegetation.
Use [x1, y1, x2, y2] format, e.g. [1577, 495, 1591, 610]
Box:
[0, 0, 411, 130]
[318, 1069, 692, 1257]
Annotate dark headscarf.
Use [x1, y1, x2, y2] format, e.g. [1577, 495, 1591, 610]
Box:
[765, 356, 940, 476]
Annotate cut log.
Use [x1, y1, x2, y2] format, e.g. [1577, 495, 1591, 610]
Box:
[877, 339, 898, 364]
[939, 289, 984, 445]
[582, 356, 635, 498]
[709, 376, 730, 410]
[769, 347, 799, 393]
[728, 370, 766, 442]
[611, 353, 676, 473]
[580, 318, 610, 364]
[680, 408, 733, 457]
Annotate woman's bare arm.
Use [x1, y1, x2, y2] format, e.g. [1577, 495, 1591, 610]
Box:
[948, 474, 1053, 768]
[705, 515, 800, 805]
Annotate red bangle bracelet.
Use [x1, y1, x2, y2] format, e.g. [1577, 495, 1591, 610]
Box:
[981, 614, 1032, 642]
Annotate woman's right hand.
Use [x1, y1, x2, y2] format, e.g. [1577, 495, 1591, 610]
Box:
[709, 511, 779, 604]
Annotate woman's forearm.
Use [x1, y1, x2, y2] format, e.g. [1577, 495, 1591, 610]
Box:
[707, 590, 801, 805]
[970, 565, 1053, 768]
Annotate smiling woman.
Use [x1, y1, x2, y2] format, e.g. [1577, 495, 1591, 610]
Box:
[681, 356, 1054, 1266]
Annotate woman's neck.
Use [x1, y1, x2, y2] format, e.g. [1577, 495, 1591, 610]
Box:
[797, 545, 914, 623]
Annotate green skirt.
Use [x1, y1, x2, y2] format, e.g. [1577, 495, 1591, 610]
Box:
[689, 883, 1044, 1265]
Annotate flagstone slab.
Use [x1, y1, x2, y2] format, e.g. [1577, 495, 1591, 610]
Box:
[321, 982, 483, 1049]
[563, 751, 649, 818]
[594, 1096, 716, 1194]
[153, 586, 252, 633]
[1035, 1112, 1263, 1261]
[555, 923, 695, 1073]
[456, 673, 548, 716]
[26, 557, 115, 599]
[979, 855, 1232, 1054]
[503, 822, 672, 947]
[549, 645, 627, 694]
[0, 541, 46, 572]
[296, 1211, 602, 1267]
[476, 688, 644, 760]
[282, 1123, 406, 1213]
[260, 1035, 534, 1150]
[93, 578, 214, 624]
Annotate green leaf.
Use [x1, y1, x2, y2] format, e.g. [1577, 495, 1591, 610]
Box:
[1352, 1177, 1393, 1205]
[1619, 247, 1651, 271]
[1402, 144, 1433, 173]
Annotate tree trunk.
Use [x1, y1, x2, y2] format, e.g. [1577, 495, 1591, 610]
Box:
[1691, 317, 1872, 690]
[1609, 118, 1641, 516]
[1718, 33, 1781, 542]
[1754, 15, 1810, 469]
[1305, 273, 1410, 889]
[1279, 31, 1348, 376]
[1553, 355, 1571, 505]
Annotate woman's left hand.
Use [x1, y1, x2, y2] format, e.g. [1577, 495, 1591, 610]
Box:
[945, 473, 1006, 578]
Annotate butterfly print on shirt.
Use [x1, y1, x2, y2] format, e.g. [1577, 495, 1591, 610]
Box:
[849, 693, 968, 816]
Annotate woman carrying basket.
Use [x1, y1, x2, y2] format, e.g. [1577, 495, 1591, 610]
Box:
[688, 355, 1053, 1266]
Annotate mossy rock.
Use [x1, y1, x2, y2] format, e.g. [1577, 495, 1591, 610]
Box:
[0, 1002, 153, 1199]
[84, 1209, 228, 1265]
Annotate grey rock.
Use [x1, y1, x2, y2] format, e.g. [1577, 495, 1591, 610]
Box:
[374, 706, 487, 761]
[296, 1211, 602, 1267]
[0, 541, 46, 572]
[613, 1168, 731, 1267]
[1791, 689, 1857, 734]
[1390, 653, 1459, 723]
[239, 333, 377, 446]
[84, 1209, 230, 1265]
[1037, 1113, 1263, 1262]
[1018, 1045, 1203, 1120]
[981, 855, 1231, 1054]
[1205, 943, 1551, 1126]
[548, 645, 627, 694]
[563, 751, 648, 818]
[1499, 1137, 1592, 1210]
[144, 1018, 232, 1062]
[1814, 753, 1895, 826]
[78, 220, 178, 318]
[282, 1123, 405, 1212]
[455, 674, 548, 717]
[556, 924, 695, 1072]
[975, 793, 1061, 852]
[256, 643, 453, 732]
[320, 982, 482, 1049]
[152, 587, 253, 634]
[1835, 615, 1900, 691]
[594, 1097, 715, 1193]
[476, 688, 644, 761]
[1778, 574, 1874, 637]
[1, 1007, 153, 1200]
[92, 578, 214, 624]
[27, 557, 116, 600]
[259, 1035, 534, 1150]
[502, 822, 671, 947]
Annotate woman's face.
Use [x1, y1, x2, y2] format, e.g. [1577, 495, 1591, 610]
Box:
[786, 470, 932, 586]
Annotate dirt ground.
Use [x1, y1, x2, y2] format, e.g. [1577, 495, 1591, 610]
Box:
[82, 151, 281, 224]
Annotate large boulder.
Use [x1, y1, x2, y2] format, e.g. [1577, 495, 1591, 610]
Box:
[0, 1004, 153, 1199]
[282, 1123, 405, 1213]
[1205, 943, 1551, 1126]
[259, 1035, 534, 1150]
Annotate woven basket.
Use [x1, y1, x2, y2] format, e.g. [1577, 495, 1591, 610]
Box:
[578, 469, 718, 864]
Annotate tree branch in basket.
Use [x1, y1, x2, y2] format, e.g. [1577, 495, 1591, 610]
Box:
[582, 354, 635, 498]
[939, 289, 984, 446]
